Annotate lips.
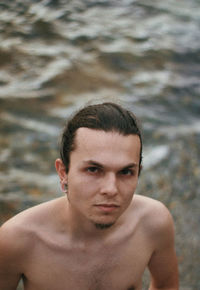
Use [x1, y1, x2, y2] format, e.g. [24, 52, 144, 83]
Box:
[96, 204, 119, 207]
[94, 204, 119, 213]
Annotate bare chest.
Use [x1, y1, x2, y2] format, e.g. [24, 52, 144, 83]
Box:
[23, 235, 151, 290]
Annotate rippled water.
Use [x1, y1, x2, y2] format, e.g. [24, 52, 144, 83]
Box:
[0, 1, 200, 289]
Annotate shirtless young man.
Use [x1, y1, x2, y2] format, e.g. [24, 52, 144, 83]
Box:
[0, 102, 179, 290]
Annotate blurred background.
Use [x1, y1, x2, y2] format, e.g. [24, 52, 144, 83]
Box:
[0, 0, 199, 289]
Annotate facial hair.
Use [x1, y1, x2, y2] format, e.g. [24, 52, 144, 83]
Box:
[94, 223, 114, 230]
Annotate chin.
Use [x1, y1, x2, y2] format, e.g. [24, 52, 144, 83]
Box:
[94, 222, 115, 230]
[91, 216, 118, 228]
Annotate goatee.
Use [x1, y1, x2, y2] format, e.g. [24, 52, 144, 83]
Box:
[94, 223, 114, 230]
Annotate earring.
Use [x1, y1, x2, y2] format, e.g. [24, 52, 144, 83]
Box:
[61, 182, 68, 194]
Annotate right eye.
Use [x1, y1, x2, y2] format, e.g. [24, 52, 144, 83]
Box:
[86, 166, 99, 173]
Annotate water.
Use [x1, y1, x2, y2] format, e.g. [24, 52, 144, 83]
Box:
[0, 0, 200, 289]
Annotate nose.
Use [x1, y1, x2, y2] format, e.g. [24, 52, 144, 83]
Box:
[100, 173, 118, 197]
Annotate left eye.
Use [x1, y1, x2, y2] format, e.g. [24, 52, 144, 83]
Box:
[120, 169, 133, 176]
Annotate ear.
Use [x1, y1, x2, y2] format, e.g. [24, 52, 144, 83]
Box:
[55, 158, 68, 184]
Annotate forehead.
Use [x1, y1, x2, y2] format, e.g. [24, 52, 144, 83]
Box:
[71, 128, 141, 165]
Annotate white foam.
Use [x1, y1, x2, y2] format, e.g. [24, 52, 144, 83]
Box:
[143, 145, 169, 170]
[1, 112, 59, 136]
[157, 121, 200, 138]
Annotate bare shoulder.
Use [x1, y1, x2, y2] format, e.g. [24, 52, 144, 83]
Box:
[133, 194, 175, 241]
[0, 197, 65, 253]
[133, 194, 172, 217]
[133, 196, 179, 288]
[0, 197, 65, 277]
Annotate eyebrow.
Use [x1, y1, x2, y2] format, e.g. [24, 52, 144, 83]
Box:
[82, 160, 138, 169]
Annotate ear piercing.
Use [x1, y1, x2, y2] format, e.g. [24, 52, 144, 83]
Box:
[61, 182, 68, 194]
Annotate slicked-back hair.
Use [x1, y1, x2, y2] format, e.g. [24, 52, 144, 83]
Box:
[60, 102, 143, 174]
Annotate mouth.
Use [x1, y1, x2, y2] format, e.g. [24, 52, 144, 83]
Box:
[94, 204, 120, 213]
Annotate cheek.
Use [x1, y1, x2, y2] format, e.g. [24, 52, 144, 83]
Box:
[121, 177, 138, 190]
[120, 179, 138, 200]
[124, 191, 134, 203]
[68, 175, 99, 201]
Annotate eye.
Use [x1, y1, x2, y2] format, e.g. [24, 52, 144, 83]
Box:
[120, 168, 134, 176]
[87, 166, 100, 173]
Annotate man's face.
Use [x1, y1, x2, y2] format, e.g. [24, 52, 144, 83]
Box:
[65, 128, 141, 228]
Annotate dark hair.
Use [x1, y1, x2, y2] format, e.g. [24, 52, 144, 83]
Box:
[60, 102, 143, 174]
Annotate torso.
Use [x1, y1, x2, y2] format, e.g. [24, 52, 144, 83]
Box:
[7, 195, 158, 290]
[23, 235, 149, 290]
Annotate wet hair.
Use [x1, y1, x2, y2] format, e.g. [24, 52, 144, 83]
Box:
[60, 102, 143, 174]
